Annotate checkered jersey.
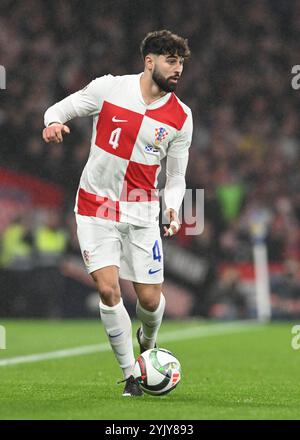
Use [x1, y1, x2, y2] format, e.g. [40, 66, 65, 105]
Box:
[46, 73, 193, 226]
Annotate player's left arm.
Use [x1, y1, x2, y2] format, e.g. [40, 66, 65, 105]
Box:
[164, 109, 193, 237]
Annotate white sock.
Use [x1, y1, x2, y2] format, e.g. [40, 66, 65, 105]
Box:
[99, 298, 135, 379]
[136, 293, 166, 349]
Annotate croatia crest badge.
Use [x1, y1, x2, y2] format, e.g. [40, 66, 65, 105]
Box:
[154, 127, 169, 146]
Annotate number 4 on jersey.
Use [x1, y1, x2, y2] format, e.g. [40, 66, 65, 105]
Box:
[152, 240, 162, 262]
[109, 127, 122, 149]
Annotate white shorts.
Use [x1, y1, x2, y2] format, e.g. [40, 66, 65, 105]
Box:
[76, 214, 164, 284]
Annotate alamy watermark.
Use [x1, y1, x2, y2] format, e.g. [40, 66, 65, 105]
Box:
[0, 65, 6, 90]
[161, 188, 204, 235]
[0, 325, 6, 349]
[86, 186, 204, 235]
[291, 65, 300, 90]
[291, 325, 300, 350]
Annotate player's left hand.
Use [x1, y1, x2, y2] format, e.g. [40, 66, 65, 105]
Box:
[163, 208, 181, 237]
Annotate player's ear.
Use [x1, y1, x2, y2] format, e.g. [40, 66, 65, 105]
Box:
[145, 54, 154, 71]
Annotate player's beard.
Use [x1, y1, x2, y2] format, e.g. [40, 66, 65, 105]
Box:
[152, 67, 179, 93]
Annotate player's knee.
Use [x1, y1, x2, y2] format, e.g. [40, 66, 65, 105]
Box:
[98, 283, 121, 306]
[140, 297, 160, 312]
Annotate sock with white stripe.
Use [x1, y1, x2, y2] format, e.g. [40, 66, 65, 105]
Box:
[99, 298, 135, 379]
[136, 293, 166, 349]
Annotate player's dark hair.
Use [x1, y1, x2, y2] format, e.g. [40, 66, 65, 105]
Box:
[140, 30, 191, 60]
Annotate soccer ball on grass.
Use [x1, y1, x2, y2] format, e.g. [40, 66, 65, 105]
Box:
[133, 348, 181, 396]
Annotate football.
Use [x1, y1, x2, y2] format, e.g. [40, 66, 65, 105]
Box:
[133, 348, 181, 396]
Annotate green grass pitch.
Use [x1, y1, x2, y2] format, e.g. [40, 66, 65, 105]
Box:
[0, 319, 299, 420]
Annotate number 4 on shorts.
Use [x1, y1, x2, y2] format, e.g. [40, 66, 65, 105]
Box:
[152, 240, 161, 262]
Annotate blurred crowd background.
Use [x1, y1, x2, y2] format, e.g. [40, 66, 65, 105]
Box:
[1, 0, 300, 320]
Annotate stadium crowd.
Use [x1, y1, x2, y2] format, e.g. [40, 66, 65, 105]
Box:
[1, 0, 300, 318]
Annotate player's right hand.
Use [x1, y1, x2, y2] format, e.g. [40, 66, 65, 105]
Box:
[42, 123, 70, 143]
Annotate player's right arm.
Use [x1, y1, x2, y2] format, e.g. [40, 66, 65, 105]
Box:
[42, 75, 114, 143]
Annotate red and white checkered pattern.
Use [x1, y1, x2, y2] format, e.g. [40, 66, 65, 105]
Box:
[75, 74, 192, 226]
